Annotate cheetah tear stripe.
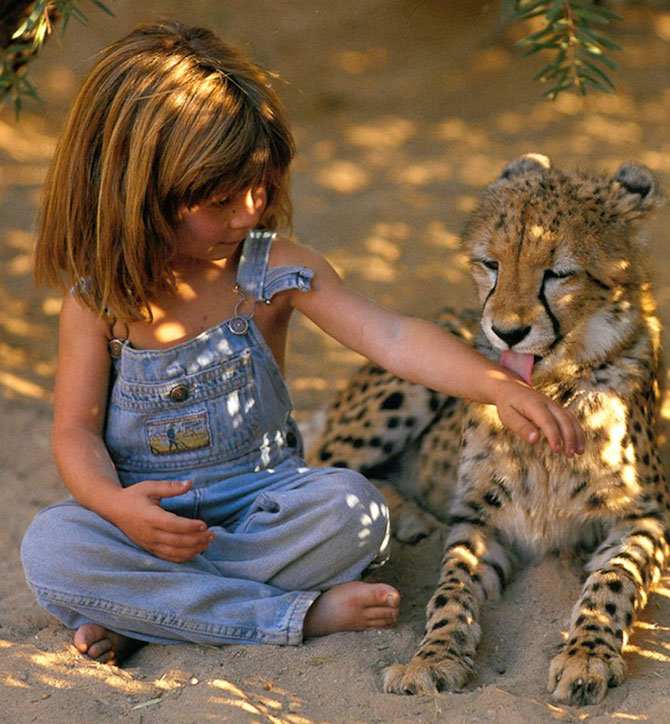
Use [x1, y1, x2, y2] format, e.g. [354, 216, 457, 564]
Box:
[500, 350, 534, 384]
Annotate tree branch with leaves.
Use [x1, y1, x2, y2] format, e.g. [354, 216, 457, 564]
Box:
[503, 0, 623, 99]
[0, 0, 112, 114]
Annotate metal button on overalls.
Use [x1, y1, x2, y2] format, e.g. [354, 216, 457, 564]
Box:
[169, 384, 189, 402]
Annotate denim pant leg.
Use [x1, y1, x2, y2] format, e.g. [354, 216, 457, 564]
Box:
[21, 499, 317, 646]
[203, 467, 391, 591]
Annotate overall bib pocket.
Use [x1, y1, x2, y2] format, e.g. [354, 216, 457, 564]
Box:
[105, 351, 261, 473]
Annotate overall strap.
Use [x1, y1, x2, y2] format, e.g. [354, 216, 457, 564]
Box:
[236, 230, 277, 301]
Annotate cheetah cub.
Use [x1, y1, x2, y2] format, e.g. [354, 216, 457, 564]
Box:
[310, 155, 669, 705]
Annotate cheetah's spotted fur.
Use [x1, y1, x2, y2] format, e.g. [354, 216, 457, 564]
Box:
[309, 156, 669, 706]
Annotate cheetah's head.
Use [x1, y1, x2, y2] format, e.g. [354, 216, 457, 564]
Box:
[464, 154, 663, 382]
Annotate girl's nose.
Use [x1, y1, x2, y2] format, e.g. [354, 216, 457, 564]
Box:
[230, 188, 265, 228]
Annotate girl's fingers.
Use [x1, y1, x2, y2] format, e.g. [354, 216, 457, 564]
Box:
[513, 398, 584, 457]
[502, 405, 542, 446]
[548, 406, 579, 457]
[137, 479, 192, 499]
[157, 528, 215, 549]
[154, 545, 209, 563]
[150, 532, 215, 562]
[161, 511, 210, 534]
[496, 377, 584, 456]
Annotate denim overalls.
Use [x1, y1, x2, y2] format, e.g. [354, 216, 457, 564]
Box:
[21, 231, 390, 646]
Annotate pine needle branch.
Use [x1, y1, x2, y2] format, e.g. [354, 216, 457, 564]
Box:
[505, 0, 623, 99]
[0, 0, 114, 116]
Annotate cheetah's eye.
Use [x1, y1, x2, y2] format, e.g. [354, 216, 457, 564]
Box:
[478, 259, 499, 272]
[543, 269, 577, 281]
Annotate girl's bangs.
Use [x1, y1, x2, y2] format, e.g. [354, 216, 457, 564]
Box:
[189, 138, 283, 209]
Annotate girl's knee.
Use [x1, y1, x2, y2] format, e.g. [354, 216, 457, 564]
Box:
[21, 501, 111, 585]
[326, 469, 389, 553]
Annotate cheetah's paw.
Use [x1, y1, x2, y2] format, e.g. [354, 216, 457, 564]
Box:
[548, 648, 626, 706]
[392, 507, 441, 543]
[383, 655, 473, 695]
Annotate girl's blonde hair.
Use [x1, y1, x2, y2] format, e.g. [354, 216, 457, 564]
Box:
[35, 19, 295, 321]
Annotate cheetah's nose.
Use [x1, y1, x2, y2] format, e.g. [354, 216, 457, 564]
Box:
[492, 324, 531, 348]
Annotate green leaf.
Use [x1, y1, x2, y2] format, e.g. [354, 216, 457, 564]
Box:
[579, 58, 615, 87]
[61, 3, 90, 32]
[90, 0, 115, 17]
[536, 63, 569, 82]
[515, 7, 548, 21]
[543, 78, 573, 99]
[571, 1, 623, 22]
[546, 0, 567, 23]
[582, 46, 619, 69]
[579, 73, 614, 93]
[579, 26, 623, 51]
[518, 24, 558, 44]
[523, 41, 563, 56]
[512, 0, 549, 20]
[571, 6, 611, 25]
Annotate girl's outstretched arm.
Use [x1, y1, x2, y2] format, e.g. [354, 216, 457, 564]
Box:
[273, 239, 584, 456]
[52, 296, 215, 562]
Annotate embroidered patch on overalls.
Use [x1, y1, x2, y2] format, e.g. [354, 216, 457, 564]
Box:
[147, 412, 211, 455]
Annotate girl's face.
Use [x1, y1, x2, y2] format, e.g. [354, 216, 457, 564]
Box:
[173, 187, 267, 264]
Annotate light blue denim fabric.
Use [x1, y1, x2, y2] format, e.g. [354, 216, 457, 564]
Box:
[21, 230, 390, 646]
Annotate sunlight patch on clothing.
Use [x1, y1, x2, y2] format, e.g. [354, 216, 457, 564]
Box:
[227, 391, 241, 417]
[214, 337, 233, 356]
[258, 432, 272, 468]
[345, 493, 360, 509]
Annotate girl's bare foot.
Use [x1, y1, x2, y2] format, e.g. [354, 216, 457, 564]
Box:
[73, 623, 144, 665]
[303, 581, 400, 637]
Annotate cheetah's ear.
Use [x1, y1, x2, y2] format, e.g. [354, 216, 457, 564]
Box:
[611, 163, 663, 217]
[498, 153, 551, 181]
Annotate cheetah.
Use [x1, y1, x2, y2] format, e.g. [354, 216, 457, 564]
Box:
[308, 155, 670, 705]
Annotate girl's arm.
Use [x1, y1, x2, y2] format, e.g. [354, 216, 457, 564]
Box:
[52, 295, 215, 562]
[273, 240, 584, 456]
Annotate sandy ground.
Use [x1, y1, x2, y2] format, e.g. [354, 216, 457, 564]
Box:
[1, 1, 670, 722]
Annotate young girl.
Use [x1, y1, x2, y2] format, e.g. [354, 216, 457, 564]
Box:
[21, 19, 584, 666]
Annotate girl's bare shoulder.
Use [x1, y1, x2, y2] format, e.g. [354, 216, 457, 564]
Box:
[268, 235, 334, 277]
[60, 293, 112, 340]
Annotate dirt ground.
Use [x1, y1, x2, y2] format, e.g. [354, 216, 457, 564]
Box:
[1, 1, 670, 722]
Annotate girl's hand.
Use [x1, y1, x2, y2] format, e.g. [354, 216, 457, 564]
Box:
[111, 480, 215, 562]
[493, 377, 585, 457]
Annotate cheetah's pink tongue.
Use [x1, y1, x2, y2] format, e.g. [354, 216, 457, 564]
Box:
[500, 350, 535, 385]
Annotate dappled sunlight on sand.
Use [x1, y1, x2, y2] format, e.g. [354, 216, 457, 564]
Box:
[330, 46, 388, 75]
[0, 637, 328, 722]
[314, 160, 370, 194]
[345, 116, 415, 150]
[206, 675, 326, 724]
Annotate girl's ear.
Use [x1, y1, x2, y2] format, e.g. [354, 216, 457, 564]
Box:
[609, 163, 664, 221]
[497, 153, 551, 181]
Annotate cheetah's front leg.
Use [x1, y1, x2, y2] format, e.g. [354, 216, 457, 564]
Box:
[384, 521, 512, 695]
[549, 516, 669, 706]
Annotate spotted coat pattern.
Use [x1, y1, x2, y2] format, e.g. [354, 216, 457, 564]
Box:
[309, 156, 670, 705]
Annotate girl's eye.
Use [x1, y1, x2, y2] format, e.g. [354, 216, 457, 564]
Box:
[212, 198, 231, 208]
